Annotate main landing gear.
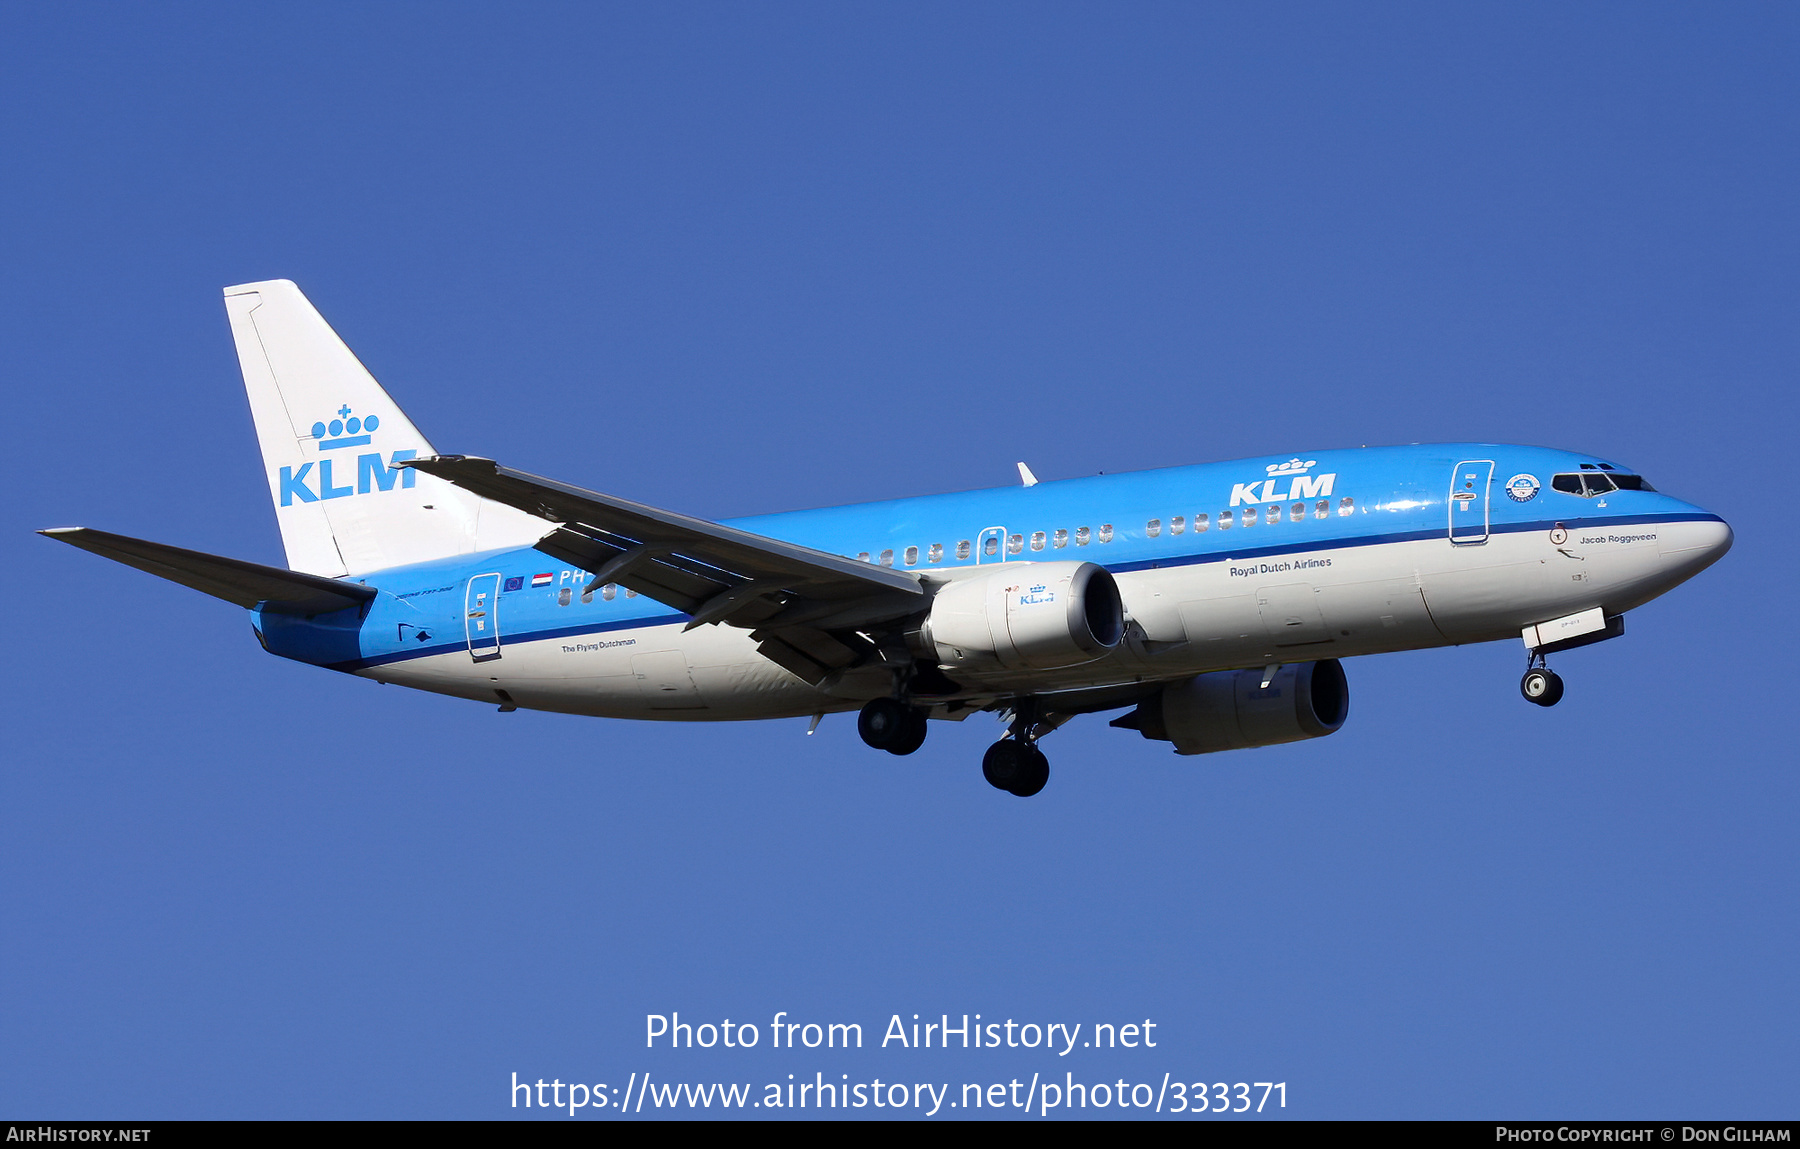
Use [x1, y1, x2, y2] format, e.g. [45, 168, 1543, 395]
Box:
[857, 693, 1056, 798]
[857, 697, 928, 756]
[982, 739, 1049, 797]
[1520, 652, 1565, 708]
[981, 700, 1054, 797]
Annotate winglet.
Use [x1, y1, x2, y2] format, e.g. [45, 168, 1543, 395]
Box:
[1017, 462, 1039, 487]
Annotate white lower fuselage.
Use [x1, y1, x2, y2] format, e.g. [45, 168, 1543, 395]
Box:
[358, 515, 1730, 722]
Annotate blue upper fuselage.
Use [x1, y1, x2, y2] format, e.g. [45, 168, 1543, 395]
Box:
[254, 443, 1724, 670]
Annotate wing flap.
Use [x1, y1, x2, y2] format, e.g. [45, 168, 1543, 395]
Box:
[40, 527, 377, 616]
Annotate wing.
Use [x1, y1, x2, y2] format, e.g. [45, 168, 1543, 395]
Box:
[40, 527, 377, 616]
[399, 456, 928, 684]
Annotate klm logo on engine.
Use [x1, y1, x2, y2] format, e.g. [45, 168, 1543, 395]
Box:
[278, 403, 417, 505]
[1230, 457, 1336, 507]
[1018, 584, 1057, 607]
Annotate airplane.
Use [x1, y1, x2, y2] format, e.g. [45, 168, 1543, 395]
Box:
[41, 280, 1733, 797]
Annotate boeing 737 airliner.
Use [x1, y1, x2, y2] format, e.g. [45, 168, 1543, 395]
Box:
[42, 281, 1732, 796]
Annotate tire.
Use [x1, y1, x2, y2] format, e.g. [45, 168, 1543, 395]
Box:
[1008, 745, 1050, 797]
[886, 708, 928, 756]
[1520, 669, 1565, 707]
[982, 740, 1025, 791]
[858, 698, 907, 749]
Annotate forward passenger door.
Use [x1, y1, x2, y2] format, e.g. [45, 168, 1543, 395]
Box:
[1447, 460, 1494, 544]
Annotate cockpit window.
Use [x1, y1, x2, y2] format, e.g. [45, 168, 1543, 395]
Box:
[1553, 472, 1647, 497]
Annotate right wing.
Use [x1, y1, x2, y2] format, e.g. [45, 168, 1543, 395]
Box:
[400, 456, 929, 684]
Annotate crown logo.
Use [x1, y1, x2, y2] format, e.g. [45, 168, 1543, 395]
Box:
[311, 404, 380, 451]
[1265, 457, 1316, 476]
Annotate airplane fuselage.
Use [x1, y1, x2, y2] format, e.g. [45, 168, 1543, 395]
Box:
[252, 443, 1731, 723]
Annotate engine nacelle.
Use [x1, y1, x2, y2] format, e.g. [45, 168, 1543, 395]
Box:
[924, 562, 1124, 672]
[1114, 659, 1349, 755]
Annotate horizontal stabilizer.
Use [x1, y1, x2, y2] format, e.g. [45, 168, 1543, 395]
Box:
[40, 527, 378, 616]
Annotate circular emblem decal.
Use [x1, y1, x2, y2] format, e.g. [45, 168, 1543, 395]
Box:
[1505, 473, 1540, 502]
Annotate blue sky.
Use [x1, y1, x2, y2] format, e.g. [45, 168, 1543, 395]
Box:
[3, 2, 1795, 1119]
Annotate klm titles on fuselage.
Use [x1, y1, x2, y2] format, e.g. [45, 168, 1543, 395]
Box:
[278, 405, 417, 506]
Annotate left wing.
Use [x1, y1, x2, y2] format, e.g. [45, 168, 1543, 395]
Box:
[40, 527, 378, 616]
[400, 456, 928, 684]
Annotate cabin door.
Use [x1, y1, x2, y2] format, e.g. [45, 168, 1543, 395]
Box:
[464, 573, 502, 661]
[1447, 460, 1494, 544]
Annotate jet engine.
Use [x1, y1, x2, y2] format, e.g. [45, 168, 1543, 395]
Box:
[923, 561, 1124, 672]
[1112, 659, 1349, 755]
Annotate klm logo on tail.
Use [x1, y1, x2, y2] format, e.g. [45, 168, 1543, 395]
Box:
[279, 403, 417, 505]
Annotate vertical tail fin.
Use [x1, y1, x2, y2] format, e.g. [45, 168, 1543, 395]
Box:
[224, 280, 544, 576]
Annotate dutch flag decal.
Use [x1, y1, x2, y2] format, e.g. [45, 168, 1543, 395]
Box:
[531, 573, 553, 587]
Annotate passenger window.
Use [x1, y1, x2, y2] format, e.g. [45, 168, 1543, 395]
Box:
[625, 588, 637, 598]
[1146, 518, 1162, 539]
[957, 539, 972, 560]
[1007, 534, 1023, 555]
[984, 536, 999, 557]
[880, 549, 894, 567]
[1338, 496, 1354, 516]
[1170, 515, 1185, 536]
[1053, 529, 1067, 549]
[1099, 524, 1114, 543]
[603, 584, 617, 601]
[1075, 526, 1090, 546]
[1315, 499, 1329, 519]
[558, 587, 572, 607]
[1243, 507, 1257, 526]
[857, 551, 871, 563]
[928, 543, 943, 563]
[1291, 502, 1304, 522]
[1030, 531, 1046, 551]
[1218, 510, 1232, 529]
[581, 586, 593, 604]
[1194, 513, 1209, 533]
[904, 546, 919, 566]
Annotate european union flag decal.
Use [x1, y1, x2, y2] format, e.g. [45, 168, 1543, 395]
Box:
[503, 576, 524, 592]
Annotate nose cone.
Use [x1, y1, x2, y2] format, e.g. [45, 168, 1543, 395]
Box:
[1658, 516, 1733, 581]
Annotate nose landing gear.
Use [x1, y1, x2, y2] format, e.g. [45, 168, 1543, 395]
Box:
[1520, 653, 1565, 707]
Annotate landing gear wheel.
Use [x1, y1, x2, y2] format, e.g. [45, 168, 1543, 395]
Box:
[982, 740, 1024, 791]
[858, 698, 908, 749]
[1520, 668, 1565, 707]
[886, 708, 928, 756]
[982, 740, 1050, 796]
[1009, 745, 1050, 797]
